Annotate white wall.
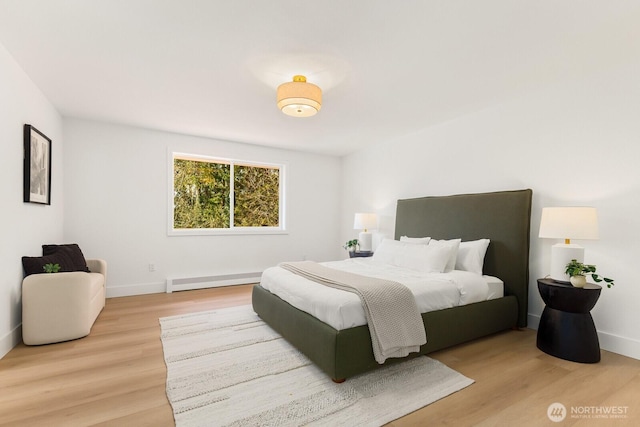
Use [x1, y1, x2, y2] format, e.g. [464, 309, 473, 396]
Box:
[63, 118, 342, 296]
[341, 64, 640, 360]
[0, 43, 63, 358]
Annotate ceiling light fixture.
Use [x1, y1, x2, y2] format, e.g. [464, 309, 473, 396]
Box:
[276, 75, 322, 117]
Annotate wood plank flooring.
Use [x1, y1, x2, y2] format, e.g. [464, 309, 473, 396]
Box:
[1, 284, 638, 426]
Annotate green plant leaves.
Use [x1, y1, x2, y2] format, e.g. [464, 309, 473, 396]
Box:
[43, 263, 61, 273]
[565, 259, 615, 287]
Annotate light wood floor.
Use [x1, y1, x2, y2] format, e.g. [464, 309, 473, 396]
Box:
[1, 285, 638, 426]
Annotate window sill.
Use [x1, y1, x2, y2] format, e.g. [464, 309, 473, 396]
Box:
[168, 228, 288, 237]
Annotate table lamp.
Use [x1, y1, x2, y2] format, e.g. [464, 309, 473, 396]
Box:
[354, 213, 377, 252]
[538, 207, 599, 282]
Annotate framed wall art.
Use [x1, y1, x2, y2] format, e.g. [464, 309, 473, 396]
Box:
[23, 124, 52, 205]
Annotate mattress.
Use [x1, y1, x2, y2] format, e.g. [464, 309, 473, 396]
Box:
[260, 258, 504, 331]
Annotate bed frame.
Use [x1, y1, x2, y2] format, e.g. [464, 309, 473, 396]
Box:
[252, 189, 532, 381]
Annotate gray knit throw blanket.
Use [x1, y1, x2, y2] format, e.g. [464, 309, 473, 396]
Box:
[279, 261, 427, 363]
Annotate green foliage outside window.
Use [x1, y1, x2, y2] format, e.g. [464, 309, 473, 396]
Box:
[173, 157, 281, 229]
[174, 159, 230, 228]
[234, 165, 280, 227]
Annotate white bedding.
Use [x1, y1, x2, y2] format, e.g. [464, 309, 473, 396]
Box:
[260, 258, 504, 331]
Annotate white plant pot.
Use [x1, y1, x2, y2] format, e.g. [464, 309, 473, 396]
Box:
[570, 275, 587, 288]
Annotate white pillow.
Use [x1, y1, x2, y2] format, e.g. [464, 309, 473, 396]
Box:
[371, 239, 404, 265]
[428, 238, 461, 272]
[400, 236, 431, 245]
[371, 239, 454, 273]
[455, 239, 490, 275]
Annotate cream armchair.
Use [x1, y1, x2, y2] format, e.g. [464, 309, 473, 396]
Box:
[22, 259, 107, 345]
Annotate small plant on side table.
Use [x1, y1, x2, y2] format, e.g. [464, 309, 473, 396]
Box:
[343, 239, 359, 252]
[565, 259, 615, 288]
[43, 263, 61, 273]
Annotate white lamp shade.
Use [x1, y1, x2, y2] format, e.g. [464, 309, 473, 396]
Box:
[539, 206, 598, 282]
[353, 213, 377, 231]
[539, 207, 599, 241]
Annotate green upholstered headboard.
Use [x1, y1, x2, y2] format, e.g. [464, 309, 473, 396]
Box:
[394, 189, 532, 327]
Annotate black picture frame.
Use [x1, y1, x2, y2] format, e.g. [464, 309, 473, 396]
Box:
[23, 124, 52, 205]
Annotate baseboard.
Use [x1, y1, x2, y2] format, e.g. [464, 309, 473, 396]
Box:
[527, 313, 541, 331]
[0, 324, 22, 360]
[106, 281, 166, 298]
[598, 331, 640, 360]
[166, 273, 262, 293]
[528, 313, 640, 361]
[105, 279, 257, 298]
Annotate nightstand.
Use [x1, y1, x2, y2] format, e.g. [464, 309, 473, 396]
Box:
[536, 278, 601, 363]
[349, 251, 373, 258]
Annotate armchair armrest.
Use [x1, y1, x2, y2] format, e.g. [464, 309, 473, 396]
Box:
[86, 259, 107, 284]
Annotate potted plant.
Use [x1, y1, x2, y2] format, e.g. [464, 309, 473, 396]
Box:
[43, 263, 61, 273]
[565, 259, 615, 288]
[343, 239, 359, 253]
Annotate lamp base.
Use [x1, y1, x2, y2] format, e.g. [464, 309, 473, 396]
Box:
[358, 231, 373, 252]
[549, 243, 584, 283]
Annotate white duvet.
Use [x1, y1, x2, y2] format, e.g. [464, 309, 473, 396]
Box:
[260, 258, 502, 331]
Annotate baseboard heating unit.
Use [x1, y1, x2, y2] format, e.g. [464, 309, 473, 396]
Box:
[166, 272, 262, 293]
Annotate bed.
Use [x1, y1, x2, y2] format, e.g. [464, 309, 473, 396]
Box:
[252, 189, 532, 381]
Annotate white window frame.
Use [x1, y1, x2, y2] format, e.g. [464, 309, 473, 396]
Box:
[168, 151, 287, 236]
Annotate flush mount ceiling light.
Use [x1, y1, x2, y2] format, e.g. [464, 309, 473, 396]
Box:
[276, 75, 322, 117]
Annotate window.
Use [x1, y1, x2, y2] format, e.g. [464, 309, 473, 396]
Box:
[170, 153, 285, 235]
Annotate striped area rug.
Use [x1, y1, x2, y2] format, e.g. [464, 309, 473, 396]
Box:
[159, 305, 473, 427]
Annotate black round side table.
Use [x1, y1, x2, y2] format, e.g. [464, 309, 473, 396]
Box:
[537, 278, 602, 363]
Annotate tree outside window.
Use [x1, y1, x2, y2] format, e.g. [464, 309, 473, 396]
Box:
[172, 154, 284, 233]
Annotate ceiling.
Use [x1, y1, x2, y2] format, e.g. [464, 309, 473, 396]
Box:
[1, 1, 639, 156]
